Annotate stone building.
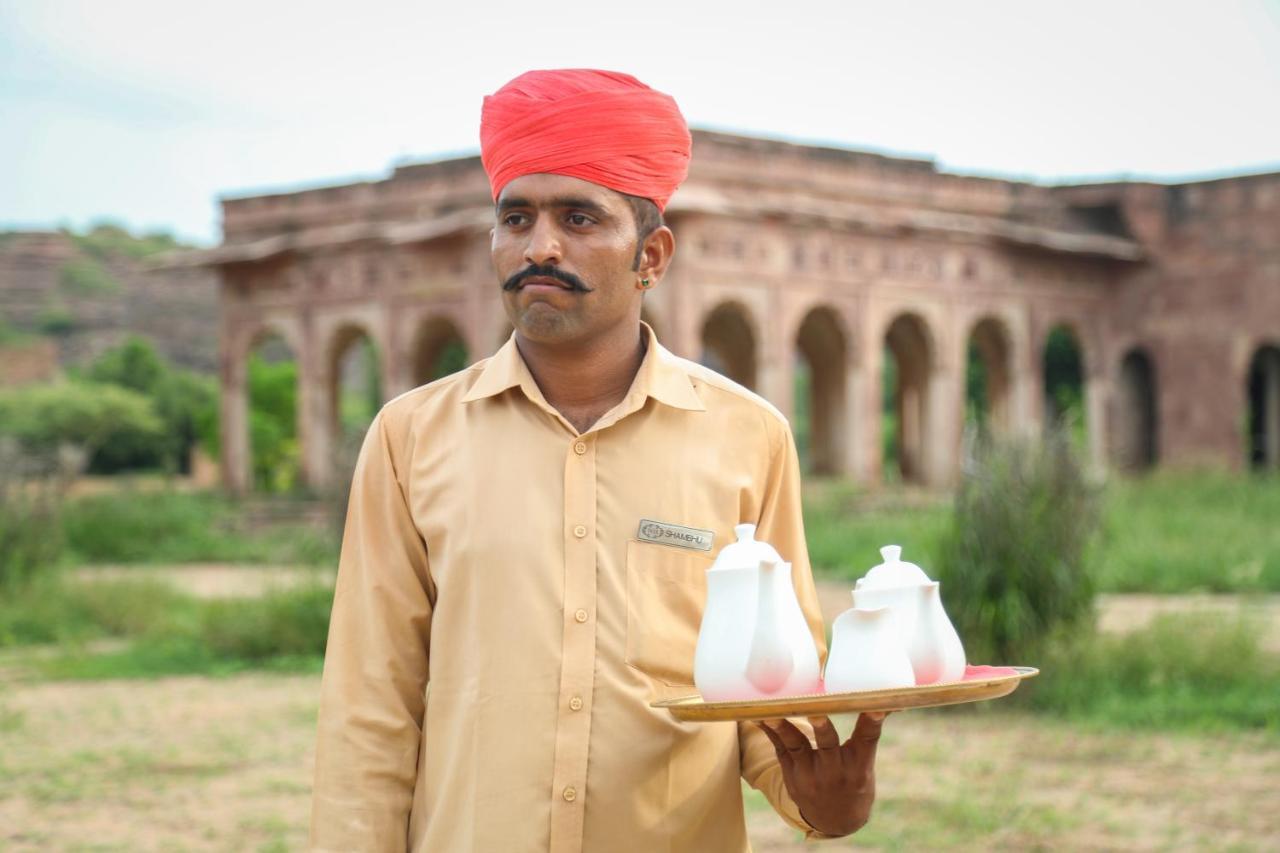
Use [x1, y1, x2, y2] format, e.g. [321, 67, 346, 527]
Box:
[182, 131, 1280, 494]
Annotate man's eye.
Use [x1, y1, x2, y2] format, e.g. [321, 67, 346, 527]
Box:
[503, 213, 529, 226]
[567, 213, 592, 226]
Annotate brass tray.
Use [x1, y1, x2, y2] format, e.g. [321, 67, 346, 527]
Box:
[652, 666, 1039, 722]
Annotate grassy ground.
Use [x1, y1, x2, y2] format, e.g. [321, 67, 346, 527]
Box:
[2, 673, 1276, 851]
[805, 468, 1280, 593]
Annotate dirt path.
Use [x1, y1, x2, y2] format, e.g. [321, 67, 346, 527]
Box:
[73, 565, 1280, 654]
[813, 580, 1280, 654]
[1, 674, 1276, 851]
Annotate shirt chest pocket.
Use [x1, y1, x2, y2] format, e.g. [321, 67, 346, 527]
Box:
[624, 539, 713, 688]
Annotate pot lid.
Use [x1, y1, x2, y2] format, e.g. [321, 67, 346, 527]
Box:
[859, 545, 932, 589]
[710, 523, 782, 571]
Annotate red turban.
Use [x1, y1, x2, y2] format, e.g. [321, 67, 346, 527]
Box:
[480, 69, 691, 212]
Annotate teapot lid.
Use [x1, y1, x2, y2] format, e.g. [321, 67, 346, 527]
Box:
[859, 544, 932, 589]
[709, 523, 782, 572]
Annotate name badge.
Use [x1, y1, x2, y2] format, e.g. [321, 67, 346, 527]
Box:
[637, 519, 715, 552]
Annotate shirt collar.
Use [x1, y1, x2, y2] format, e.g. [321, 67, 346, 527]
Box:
[462, 321, 705, 413]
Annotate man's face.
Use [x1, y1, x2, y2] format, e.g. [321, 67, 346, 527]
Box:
[491, 173, 643, 345]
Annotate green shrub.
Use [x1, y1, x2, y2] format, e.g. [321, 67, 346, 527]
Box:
[0, 442, 68, 593]
[81, 337, 218, 473]
[68, 222, 185, 260]
[0, 382, 164, 473]
[934, 429, 1102, 663]
[200, 583, 333, 661]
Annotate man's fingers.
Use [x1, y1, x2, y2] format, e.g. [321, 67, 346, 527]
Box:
[767, 718, 814, 753]
[807, 716, 841, 750]
[843, 711, 886, 768]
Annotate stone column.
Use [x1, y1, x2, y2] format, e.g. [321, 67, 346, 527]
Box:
[298, 321, 334, 493]
[1085, 372, 1110, 475]
[926, 353, 963, 489]
[859, 328, 884, 487]
[1265, 351, 1280, 468]
[219, 339, 251, 496]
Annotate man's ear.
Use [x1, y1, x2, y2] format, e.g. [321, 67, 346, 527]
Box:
[637, 226, 676, 288]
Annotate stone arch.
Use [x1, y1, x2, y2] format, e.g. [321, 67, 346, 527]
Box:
[1247, 344, 1280, 470]
[412, 316, 469, 385]
[1042, 322, 1087, 435]
[241, 323, 301, 494]
[326, 322, 381, 445]
[794, 304, 850, 475]
[883, 312, 935, 484]
[965, 316, 1014, 434]
[1114, 347, 1159, 471]
[700, 301, 758, 390]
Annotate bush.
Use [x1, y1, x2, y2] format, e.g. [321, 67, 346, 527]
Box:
[934, 428, 1102, 663]
[0, 381, 164, 473]
[82, 336, 218, 473]
[200, 583, 334, 661]
[0, 441, 71, 593]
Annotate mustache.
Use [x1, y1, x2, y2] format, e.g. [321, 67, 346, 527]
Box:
[502, 265, 592, 293]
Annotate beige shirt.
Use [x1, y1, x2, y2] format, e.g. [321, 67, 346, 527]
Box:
[310, 323, 830, 852]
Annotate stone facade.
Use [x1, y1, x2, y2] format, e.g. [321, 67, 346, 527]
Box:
[186, 131, 1279, 494]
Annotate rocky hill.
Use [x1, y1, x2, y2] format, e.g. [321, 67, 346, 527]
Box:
[0, 225, 219, 376]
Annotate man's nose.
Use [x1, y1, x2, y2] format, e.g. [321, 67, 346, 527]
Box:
[523, 218, 562, 267]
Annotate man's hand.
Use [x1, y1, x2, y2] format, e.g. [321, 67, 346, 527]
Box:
[756, 712, 886, 837]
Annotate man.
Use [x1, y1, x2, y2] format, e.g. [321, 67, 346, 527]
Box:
[310, 69, 884, 852]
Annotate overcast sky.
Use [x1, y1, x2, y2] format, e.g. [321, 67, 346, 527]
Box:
[3, 0, 1278, 246]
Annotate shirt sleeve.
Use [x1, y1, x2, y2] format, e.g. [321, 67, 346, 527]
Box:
[310, 410, 435, 852]
[738, 416, 836, 840]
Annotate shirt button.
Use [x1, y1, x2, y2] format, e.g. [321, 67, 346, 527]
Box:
[563, 786, 577, 802]
[569, 696, 583, 711]
[573, 524, 587, 538]
[574, 441, 587, 455]
[574, 608, 589, 623]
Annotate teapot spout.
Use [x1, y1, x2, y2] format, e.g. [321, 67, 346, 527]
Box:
[744, 558, 795, 694]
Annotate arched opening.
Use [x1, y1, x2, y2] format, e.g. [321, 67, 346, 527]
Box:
[246, 331, 300, 493]
[700, 302, 757, 390]
[966, 317, 1013, 435]
[1115, 348, 1159, 471]
[328, 325, 382, 451]
[1043, 324, 1087, 446]
[413, 317, 469, 386]
[883, 314, 933, 484]
[1247, 345, 1280, 470]
[794, 306, 849, 475]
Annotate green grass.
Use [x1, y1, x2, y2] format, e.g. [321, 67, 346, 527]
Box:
[804, 469, 1280, 593]
[1096, 468, 1280, 592]
[62, 489, 338, 567]
[0, 574, 333, 679]
[1019, 612, 1280, 734]
[803, 481, 951, 580]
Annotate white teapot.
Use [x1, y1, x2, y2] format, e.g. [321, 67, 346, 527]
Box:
[851, 545, 966, 685]
[694, 524, 822, 701]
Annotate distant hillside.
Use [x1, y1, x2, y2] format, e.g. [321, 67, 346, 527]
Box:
[0, 224, 219, 375]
